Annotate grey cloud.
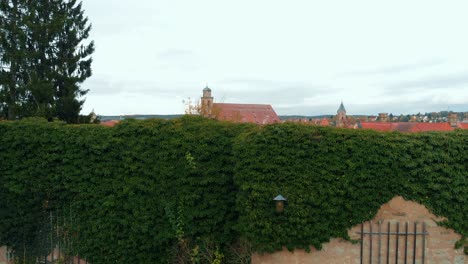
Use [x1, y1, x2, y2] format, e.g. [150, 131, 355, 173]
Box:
[275, 104, 336, 116]
[85, 77, 182, 97]
[384, 72, 468, 92]
[153, 49, 199, 71]
[213, 79, 331, 106]
[342, 59, 445, 76]
[84, 1, 164, 37]
[157, 49, 195, 60]
[120, 81, 183, 96]
[85, 77, 121, 96]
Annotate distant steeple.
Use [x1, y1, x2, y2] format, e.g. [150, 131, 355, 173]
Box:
[201, 85, 214, 117]
[337, 101, 346, 114]
[335, 101, 347, 127]
[203, 85, 212, 96]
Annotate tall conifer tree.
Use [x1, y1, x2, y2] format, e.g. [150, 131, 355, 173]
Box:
[0, 0, 29, 120]
[0, 0, 94, 122]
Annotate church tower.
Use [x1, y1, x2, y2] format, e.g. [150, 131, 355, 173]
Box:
[201, 86, 213, 117]
[336, 101, 347, 127]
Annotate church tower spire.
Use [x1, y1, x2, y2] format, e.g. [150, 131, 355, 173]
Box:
[336, 101, 347, 127]
[337, 101, 346, 114]
[201, 86, 213, 117]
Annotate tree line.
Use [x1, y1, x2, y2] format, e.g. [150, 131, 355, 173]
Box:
[0, 0, 93, 123]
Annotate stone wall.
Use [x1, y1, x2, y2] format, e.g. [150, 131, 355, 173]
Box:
[1, 196, 464, 263]
[252, 196, 465, 264]
[0, 247, 87, 264]
[0, 246, 10, 264]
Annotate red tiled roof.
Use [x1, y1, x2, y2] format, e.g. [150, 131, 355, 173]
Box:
[360, 122, 456, 133]
[410, 123, 453, 132]
[212, 103, 280, 124]
[100, 120, 120, 127]
[394, 123, 416, 133]
[360, 122, 394, 132]
[319, 118, 330, 126]
[457, 122, 468, 129]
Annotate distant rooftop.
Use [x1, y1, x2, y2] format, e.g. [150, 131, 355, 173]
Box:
[99, 114, 182, 122]
[212, 103, 280, 124]
[360, 122, 461, 133]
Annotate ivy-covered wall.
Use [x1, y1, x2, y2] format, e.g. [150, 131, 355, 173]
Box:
[0, 117, 252, 263]
[0, 117, 466, 263]
[234, 124, 467, 253]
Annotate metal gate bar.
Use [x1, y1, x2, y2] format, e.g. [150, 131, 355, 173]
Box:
[412, 222, 417, 264]
[422, 222, 426, 262]
[404, 222, 408, 264]
[386, 222, 390, 264]
[370, 221, 373, 264]
[378, 221, 382, 264]
[395, 222, 399, 264]
[359, 221, 428, 264]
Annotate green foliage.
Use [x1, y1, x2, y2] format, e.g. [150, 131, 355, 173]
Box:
[0, 116, 252, 263]
[0, 0, 94, 122]
[212, 248, 224, 264]
[0, 0, 30, 120]
[234, 124, 468, 253]
[0, 117, 466, 263]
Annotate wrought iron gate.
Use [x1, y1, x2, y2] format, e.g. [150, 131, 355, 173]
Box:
[358, 221, 428, 264]
[4, 210, 88, 264]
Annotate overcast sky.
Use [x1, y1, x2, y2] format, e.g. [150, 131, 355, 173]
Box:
[80, 0, 468, 116]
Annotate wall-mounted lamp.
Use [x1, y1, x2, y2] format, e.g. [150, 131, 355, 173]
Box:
[273, 194, 287, 213]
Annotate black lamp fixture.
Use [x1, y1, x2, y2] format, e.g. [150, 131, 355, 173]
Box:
[273, 194, 287, 213]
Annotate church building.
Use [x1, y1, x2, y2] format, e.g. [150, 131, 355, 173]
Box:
[335, 101, 347, 127]
[200, 86, 280, 124]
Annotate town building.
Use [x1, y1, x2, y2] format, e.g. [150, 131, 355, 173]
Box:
[200, 87, 280, 124]
[360, 112, 467, 132]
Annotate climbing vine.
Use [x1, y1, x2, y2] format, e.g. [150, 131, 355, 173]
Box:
[233, 124, 467, 253]
[0, 117, 466, 263]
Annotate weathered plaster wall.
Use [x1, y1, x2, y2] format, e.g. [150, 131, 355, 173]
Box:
[0, 246, 8, 264]
[252, 196, 465, 264]
[0, 247, 87, 264]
